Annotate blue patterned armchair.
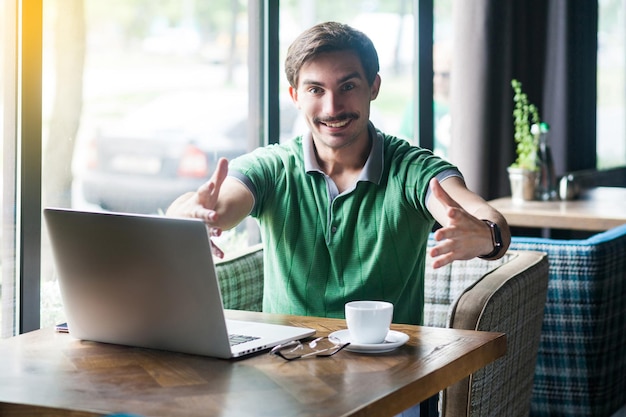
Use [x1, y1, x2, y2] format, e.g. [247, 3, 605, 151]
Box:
[509, 223, 626, 417]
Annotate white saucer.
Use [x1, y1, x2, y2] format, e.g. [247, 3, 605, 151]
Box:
[329, 329, 409, 353]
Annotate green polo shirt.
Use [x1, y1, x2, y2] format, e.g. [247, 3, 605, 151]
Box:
[229, 123, 461, 324]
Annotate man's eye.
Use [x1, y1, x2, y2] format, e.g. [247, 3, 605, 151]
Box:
[308, 87, 322, 94]
[342, 83, 355, 91]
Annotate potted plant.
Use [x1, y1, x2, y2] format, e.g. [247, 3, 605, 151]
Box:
[508, 79, 544, 202]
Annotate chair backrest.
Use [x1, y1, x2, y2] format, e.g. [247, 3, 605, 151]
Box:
[423, 253, 511, 328]
[564, 165, 626, 189]
[425, 250, 549, 417]
[509, 223, 626, 417]
[214, 243, 264, 312]
[559, 165, 626, 199]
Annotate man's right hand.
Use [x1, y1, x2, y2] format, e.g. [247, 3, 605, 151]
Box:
[166, 157, 254, 258]
[166, 158, 229, 258]
[193, 157, 230, 223]
[166, 157, 229, 223]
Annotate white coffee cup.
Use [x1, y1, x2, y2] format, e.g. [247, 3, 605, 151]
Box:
[345, 300, 394, 344]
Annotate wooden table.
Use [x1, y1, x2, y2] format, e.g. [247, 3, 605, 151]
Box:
[489, 187, 626, 231]
[0, 310, 506, 417]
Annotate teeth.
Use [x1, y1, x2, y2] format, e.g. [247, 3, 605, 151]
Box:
[324, 119, 350, 128]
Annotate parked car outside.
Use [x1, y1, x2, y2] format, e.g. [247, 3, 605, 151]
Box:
[74, 92, 299, 214]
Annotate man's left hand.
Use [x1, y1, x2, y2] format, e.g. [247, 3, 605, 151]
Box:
[427, 178, 497, 268]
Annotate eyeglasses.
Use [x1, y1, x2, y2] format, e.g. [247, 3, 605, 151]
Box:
[270, 336, 350, 361]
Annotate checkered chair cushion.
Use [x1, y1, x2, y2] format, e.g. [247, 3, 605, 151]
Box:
[214, 243, 264, 312]
[510, 223, 626, 417]
[423, 250, 511, 328]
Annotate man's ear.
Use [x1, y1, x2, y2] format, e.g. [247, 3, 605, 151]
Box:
[289, 85, 300, 107]
[370, 74, 381, 100]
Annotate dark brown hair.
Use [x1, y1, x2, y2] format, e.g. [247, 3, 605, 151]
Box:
[284, 21, 380, 89]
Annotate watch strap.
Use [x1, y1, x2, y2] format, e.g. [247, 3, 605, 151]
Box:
[478, 219, 503, 259]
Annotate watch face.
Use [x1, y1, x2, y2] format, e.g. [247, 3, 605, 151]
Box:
[492, 222, 503, 247]
[493, 223, 502, 247]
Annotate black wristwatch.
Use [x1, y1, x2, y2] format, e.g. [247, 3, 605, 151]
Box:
[479, 219, 503, 259]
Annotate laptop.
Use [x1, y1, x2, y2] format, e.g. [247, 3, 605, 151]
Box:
[43, 208, 315, 359]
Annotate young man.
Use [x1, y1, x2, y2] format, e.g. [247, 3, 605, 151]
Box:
[167, 21, 510, 326]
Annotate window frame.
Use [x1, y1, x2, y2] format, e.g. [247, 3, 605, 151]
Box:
[18, 0, 44, 334]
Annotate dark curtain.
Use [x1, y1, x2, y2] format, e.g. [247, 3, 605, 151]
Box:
[447, 0, 597, 200]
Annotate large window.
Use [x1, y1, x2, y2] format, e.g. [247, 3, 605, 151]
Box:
[38, 0, 423, 329]
[2, 1, 432, 335]
[40, 1, 258, 328]
[1, 0, 17, 338]
[597, 0, 626, 168]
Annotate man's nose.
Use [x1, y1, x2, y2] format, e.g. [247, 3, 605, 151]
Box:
[322, 92, 343, 115]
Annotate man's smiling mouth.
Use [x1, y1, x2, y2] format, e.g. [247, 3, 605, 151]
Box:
[316, 113, 359, 128]
[323, 119, 350, 128]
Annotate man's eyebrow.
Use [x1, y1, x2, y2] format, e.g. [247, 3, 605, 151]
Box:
[300, 71, 363, 87]
[338, 71, 363, 84]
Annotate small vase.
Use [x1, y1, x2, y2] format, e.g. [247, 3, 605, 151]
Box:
[508, 166, 537, 203]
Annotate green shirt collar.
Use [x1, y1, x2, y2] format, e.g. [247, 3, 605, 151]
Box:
[303, 122, 383, 185]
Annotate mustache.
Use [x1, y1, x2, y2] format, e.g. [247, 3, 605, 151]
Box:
[314, 113, 359, 124]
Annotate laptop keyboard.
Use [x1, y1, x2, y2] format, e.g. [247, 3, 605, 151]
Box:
[229, 334, 260, 346]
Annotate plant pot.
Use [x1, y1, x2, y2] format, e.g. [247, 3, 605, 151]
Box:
[507, 166, 537, 203]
